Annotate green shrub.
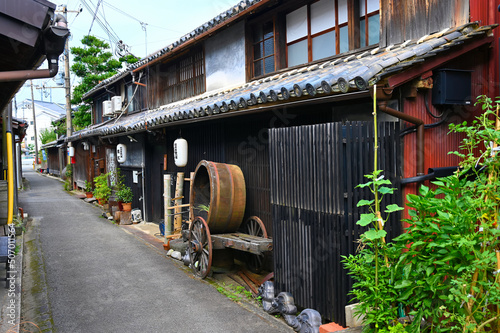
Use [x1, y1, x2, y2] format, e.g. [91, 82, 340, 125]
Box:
[116, 185, 133, 203]
[93, 172, 111, 203]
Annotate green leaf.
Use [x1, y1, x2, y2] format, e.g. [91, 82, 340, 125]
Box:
[363, 229, 387, 241]
[394, 280, 412, 289]
[357, 199, 374, 207]
[397, 287, 415, 301]
[384, 204, 404, 213]
[356, 182, 372, 188]
[378, 186, 394, 195]
[357, 213, 376, 226]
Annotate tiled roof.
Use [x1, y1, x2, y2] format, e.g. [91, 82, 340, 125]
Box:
[83, 0, 266, 99]
[68, 22, 496, 142]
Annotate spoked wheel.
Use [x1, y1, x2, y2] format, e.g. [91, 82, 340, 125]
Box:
[188, 216, 212, 278]
[240, 216, 268, 273]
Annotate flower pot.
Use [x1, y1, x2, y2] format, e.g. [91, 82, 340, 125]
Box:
[86, 192, 93, 198]
[122, 202, 132, 212]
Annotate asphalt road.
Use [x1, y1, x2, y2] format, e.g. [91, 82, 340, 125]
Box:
[19, 169, 291, 333]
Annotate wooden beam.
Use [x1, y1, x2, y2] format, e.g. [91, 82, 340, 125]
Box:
[166, 203, 190, 210]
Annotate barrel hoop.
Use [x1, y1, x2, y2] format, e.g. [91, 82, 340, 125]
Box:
[209, 161, 220, 226]
[222, 163, 235, 232]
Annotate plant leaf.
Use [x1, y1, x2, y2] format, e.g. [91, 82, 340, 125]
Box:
[357, 199, 374, 207]
[363, 229, 387, 241]
[385, 204, 404, 213]
[357, 213, 376, 226]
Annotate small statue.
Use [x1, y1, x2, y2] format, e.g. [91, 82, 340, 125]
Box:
[258, 281, 322, 333]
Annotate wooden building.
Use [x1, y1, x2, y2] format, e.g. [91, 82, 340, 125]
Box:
[67, 0, 500, 325]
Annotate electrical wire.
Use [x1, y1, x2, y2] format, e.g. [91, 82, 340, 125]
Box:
[102, 1, 183, 34]
[81, 0, 120, 46]
[424, 90, 445, 118]
[399, 110, 451, 137]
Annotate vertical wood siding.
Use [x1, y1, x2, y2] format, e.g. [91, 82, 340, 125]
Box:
[380, 0, 469, 46]
[270, 121, 401, 325]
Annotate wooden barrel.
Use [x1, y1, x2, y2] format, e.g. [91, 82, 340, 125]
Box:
[190, 160, 246, 233]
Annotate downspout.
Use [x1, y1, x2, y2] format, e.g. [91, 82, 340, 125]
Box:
[0, 58, 60, 82]
[374, 87, 425, 177]
[6, 103, 14, 224]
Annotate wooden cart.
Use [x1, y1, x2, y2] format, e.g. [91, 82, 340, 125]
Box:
[187, 160, 273, 278]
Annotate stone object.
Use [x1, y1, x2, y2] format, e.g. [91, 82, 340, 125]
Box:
[119, 211, 132, 225]
[171, 251, 182, 260]
[345, 303, 364, 327]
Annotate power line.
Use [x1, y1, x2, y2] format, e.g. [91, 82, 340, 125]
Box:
[80, 0, 120, 46]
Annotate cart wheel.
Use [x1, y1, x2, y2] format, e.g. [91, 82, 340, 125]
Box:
[240, 216, 268, 273]
[188, 216, 212, 279]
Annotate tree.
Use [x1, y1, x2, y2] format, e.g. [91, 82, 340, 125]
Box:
[39, 127, 57, 144]
[70, 35, 138, 130]
[51, 118, 66, 137]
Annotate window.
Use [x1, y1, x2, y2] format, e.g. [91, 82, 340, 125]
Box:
[157, 46, 205, 105]
[247, 0, 381, 78]
[126, 75, 147, 113]
[286, 0, 349, 67]
[359, 0, 380, 47]
[252, 20, 275, 77]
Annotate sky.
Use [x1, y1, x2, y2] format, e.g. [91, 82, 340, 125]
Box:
[15, 0, 242, 108]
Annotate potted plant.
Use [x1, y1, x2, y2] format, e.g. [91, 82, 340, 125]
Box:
[84, 180, 93, 198]
[116, 185, 133, 211]
[93, 172, 111, 205]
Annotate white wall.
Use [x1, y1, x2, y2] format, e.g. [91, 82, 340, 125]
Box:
[15, 105, 59, 152]
[205, 21, 246, 92]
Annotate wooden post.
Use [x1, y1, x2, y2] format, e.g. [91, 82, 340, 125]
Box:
[174, 172, 184, 232]
[189, 172, 194, 222]
[164, 174, 172, 241]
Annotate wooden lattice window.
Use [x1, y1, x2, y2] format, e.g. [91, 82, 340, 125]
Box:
[161, 47, 205, 104]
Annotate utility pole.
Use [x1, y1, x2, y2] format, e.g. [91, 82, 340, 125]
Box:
[30, 81, 39, 167]
[63, 5, 72, 163]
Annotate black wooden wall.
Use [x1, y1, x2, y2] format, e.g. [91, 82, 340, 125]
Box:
[269, 121, 402, 325]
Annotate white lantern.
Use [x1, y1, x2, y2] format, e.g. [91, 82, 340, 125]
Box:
[173, 137, 188, 167]
[68, 146, 75, 157]
[117, 143, 127, 163]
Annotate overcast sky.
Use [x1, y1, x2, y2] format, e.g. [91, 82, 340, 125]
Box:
[15, 0, 241, 107]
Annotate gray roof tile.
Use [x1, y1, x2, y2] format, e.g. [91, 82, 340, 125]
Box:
[68, 22, 497, 142]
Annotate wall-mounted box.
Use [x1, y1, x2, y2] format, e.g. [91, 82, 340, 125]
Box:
[432, 69, 472, 105]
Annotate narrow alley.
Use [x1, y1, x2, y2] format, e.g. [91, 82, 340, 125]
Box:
[18, 168, 291, 333]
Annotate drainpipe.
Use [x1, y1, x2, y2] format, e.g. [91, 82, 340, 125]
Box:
[374, 87, 425, 176]
[0, 57, 61, 82]
[0, 14, 69, 82]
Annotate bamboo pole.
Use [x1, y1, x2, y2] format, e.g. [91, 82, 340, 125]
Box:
[164, 174, 172, 240]
[174, 172, 184, 232]
[189, 172, 194, 222]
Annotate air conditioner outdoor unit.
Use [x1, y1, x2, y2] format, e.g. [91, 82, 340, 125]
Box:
[111, 96, 122, 114]
[103, 100, 113, 117]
